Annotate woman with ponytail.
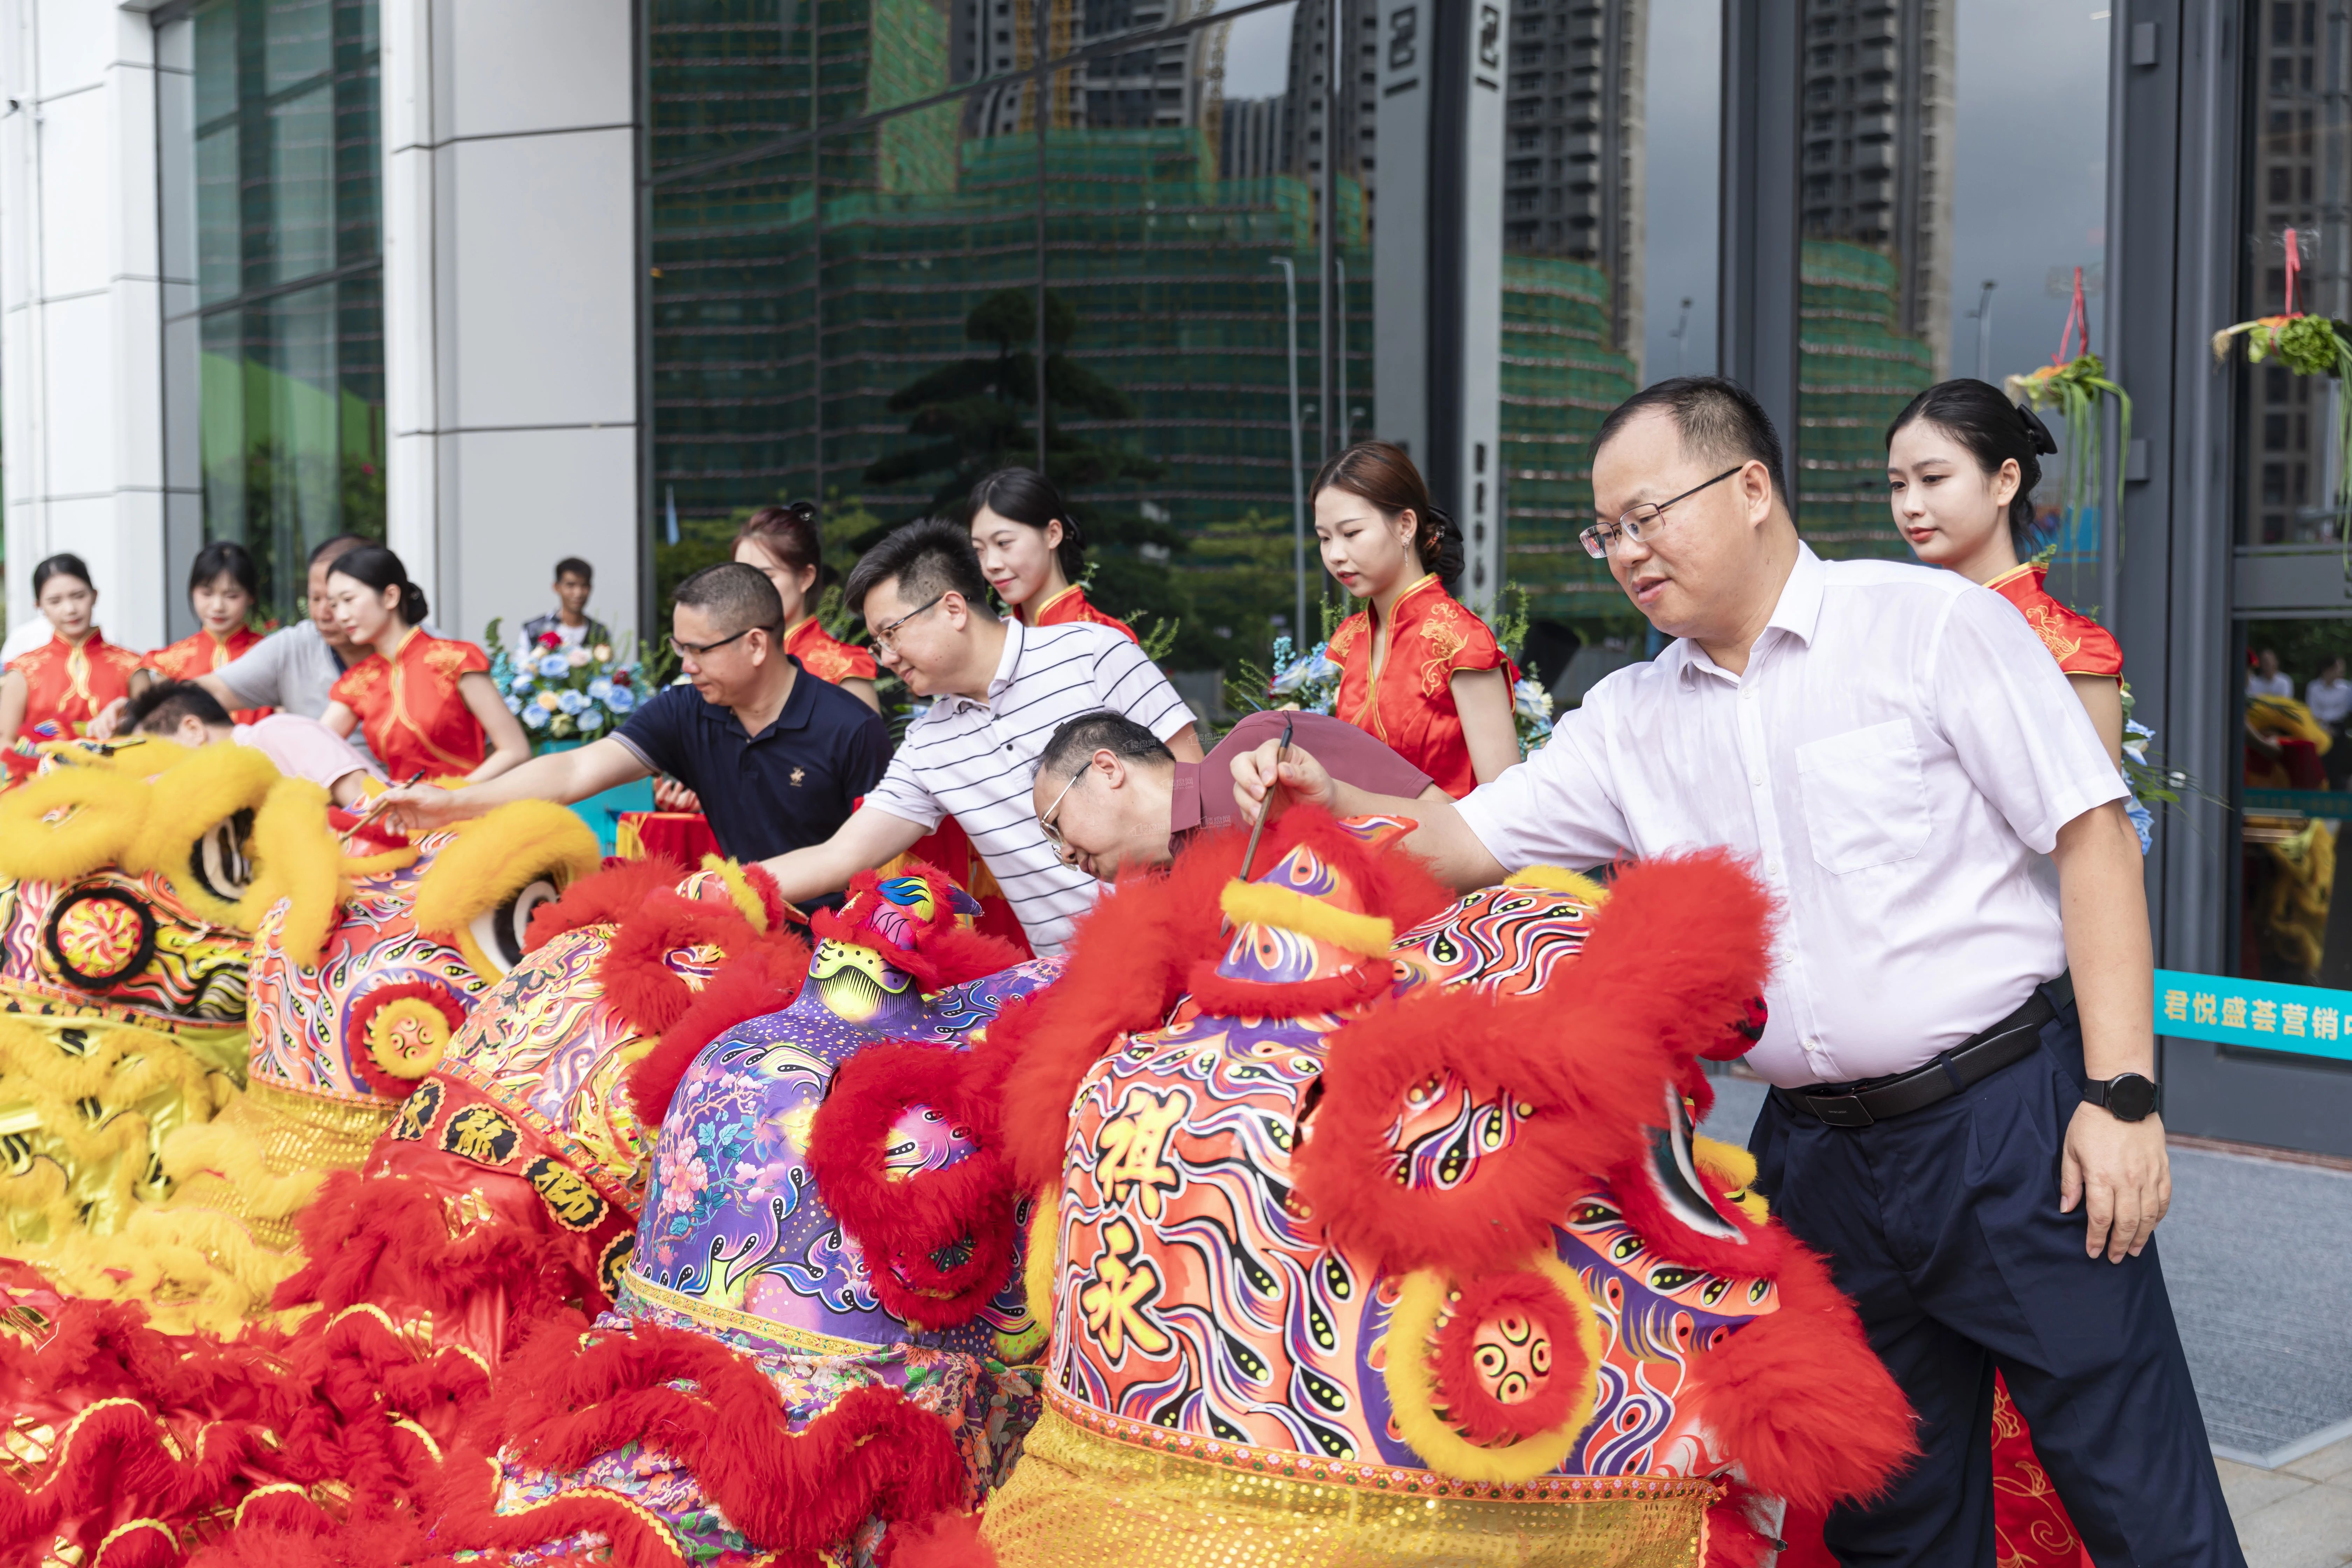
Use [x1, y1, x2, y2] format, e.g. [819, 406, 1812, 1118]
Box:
[1312, 441, 1518, 794]
[966, 467, 1138, 642]
[321, 545, 528, 784]
[1888, 378, 2124, 763]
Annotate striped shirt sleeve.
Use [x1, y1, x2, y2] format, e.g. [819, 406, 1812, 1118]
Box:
[863, 745, 946, 830]
[1088, 631, 1195, 740]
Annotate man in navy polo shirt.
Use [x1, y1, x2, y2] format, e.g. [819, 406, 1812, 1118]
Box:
[370, 563, 887, 900]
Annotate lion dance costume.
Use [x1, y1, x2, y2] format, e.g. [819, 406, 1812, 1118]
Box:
[0, 740, 1915, 1568]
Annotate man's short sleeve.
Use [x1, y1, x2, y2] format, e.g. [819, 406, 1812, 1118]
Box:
[1452, 705, 1636, 872]
[861, 747, 945, 831]
[612, 686, 695, 782]
[1278, 712, 1434, 799]
[213, 629, 292, 708]
[841, 705, 890, 798]
[1088, 631, 1196, 742]
[1928, 587, 2128, 854]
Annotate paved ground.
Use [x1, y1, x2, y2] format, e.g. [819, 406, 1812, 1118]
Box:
[2220, 1435, 2352, 1568]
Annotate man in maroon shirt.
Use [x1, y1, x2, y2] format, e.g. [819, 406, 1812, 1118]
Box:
[1032, 709, 1444, 881]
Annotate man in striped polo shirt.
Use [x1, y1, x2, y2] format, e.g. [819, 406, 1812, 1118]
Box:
[758, 519, 1200, 955]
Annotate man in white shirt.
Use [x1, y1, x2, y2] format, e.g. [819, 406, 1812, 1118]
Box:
[1234, 379, 2240, 1566]
[2305, 656, 2352, 726]
[758, 519, 1200, 954]
[2247, 647, 2294, 698]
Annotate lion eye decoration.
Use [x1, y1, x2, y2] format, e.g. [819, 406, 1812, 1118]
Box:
[189, 809, 257, 904]
[469, 877, 562, 976]
[1643, 1083, 1744, 1244]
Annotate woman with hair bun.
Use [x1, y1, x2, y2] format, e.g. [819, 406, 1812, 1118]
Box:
[321, 545, 528, 784]
[0, 553, 143, 751]
[734, 500, 881, 711]
[1314, 440, 1518, 795]
[967, 467, 1138, 642]
[1888, 377, 2124, 763]
[133, 540, 272, 724]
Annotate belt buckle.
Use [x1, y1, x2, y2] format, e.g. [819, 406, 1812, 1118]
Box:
[1804, 1092, 1875, 1129]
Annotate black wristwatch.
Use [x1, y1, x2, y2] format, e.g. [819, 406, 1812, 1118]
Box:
[2083, 1072, 2161, 1122]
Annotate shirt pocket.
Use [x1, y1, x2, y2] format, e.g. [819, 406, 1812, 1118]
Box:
[1794, 718, 1932, 874]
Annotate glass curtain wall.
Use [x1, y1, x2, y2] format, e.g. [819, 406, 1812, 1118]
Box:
[650, 0, 1363, 687]
[1788, 0, 2108, 570]
[1499, 0, 1717, 708]
[2234, 2, 2352, 995]
[158, 0, 386, 625]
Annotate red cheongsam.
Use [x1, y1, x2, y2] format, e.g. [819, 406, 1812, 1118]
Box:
[1986, 561, 2123, 681]
[7, 631, 142, 744]
[1326, 574, 1517, 799]
[783, 617, 879, 686]
[143, 626, 271, 724]
[1018, 583, 1137, 643]
[329, 628, 492, 783]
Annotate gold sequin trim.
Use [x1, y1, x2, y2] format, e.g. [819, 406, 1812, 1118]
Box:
[618, 1271, 879, 1359]
[1042, 1385, 1721, 1504]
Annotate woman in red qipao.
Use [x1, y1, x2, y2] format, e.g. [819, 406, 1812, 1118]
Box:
[732, 500, 881, 711]
[134, 541, 272, 724]
[1819, 377, 2126, 1568]
[321, 545, 529, 786]
[1315, 441, 1519, 797]
[0, 554, 144, 757]
[967, 467, 1139, 642]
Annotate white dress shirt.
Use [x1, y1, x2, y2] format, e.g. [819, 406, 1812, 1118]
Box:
[2307, 677, 2352, 727]
[864, 617, 1196, 956]
[1456, 545, 2127, 1089]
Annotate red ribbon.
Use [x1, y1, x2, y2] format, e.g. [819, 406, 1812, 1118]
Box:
[2286, 226, 2303, 315]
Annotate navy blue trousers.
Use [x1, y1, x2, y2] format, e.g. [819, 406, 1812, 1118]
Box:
[1748, 1006, 2245, 1568]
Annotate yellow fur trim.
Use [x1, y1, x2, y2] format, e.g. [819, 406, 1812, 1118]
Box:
[234, 1484, 312, 1528]
[341, 846, 422, 878]
[1218, 881, 1394, 957]
[0, 768, 148, 884]
[121, 744, 280, 882]
[700, 855, 770, 933]
[1383, 1252, 1605, 1485]
[411, 800, 600, 940]
[157, 1121, 328, 1219]
[1693, 1133, 1769, 1224]
[245, 778, 340, 965]
[1508, 865, 1610, 905]
[19, 1203, 308, 1336]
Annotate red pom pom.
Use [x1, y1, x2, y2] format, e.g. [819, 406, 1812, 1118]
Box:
[1428, 1269, 1589, 1445]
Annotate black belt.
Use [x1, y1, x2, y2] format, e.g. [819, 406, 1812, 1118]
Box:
[1771, 973, 2071, 1129]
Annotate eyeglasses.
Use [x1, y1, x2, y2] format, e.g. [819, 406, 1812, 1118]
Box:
[1038, 766, 1085, 850]
[871, 593, 946, 652]
[668, 624, 771, 660]
[1579, 465, 1747, 559]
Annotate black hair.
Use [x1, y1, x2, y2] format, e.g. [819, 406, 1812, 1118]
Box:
[122, 680, 232, 735]
[968, 468, 1085, 583]
[673, 562, 785, 639]
[1885, 378, 2056, 553]
[1039, 710, 1175, 780]
[306, 533, 372, 569]
[842, 518, 992, 620]
[554, 556, 594, 584]
[33, 554, 93, 599]
[326, 545, 429, 627]
[1309, 441, 1465, 594]
[1592, 376, 1790, 507]
[190, 540, 260, 601]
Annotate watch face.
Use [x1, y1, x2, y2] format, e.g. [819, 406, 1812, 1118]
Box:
[2106, 1073, 2158, 1121]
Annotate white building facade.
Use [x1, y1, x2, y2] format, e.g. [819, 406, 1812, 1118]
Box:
[1, 0, 643, 650]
